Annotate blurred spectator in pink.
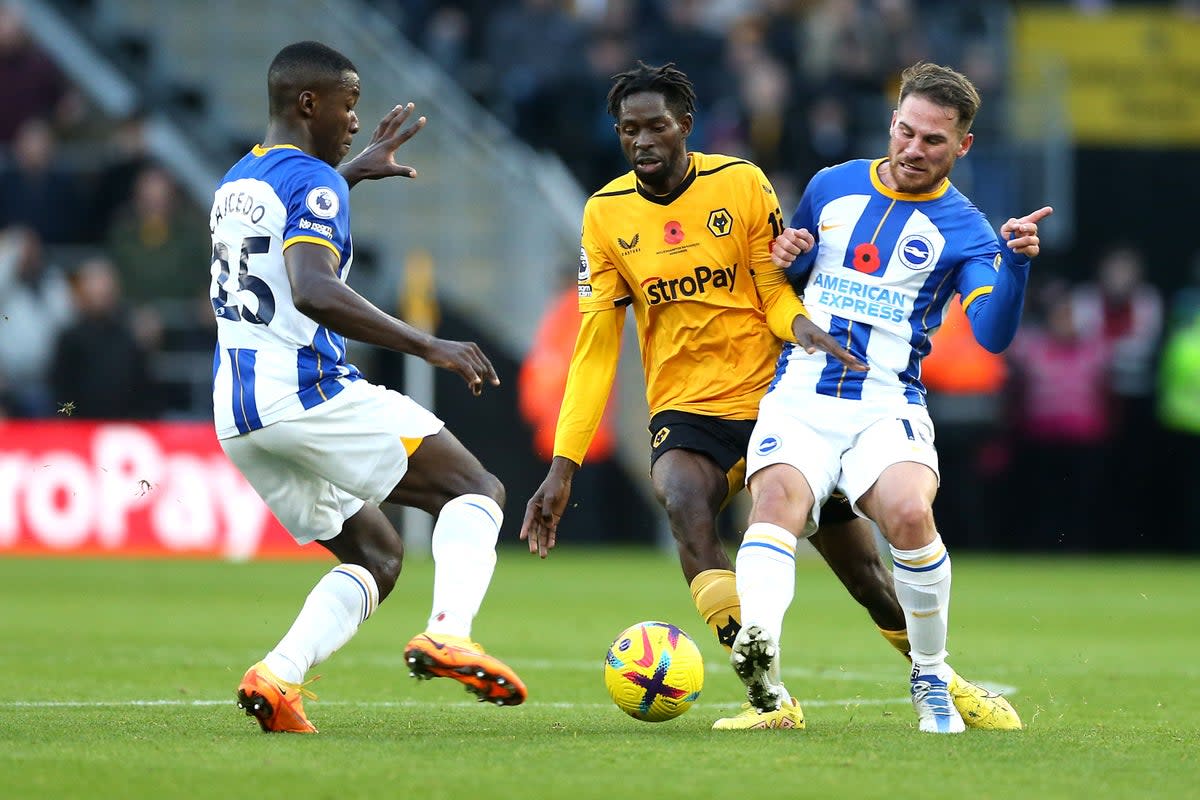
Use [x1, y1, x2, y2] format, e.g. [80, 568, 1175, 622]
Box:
[1072, 248, 1162, 403]
[105, 164, 210, 309]
[51, 256, 162, 420]
[0, 226, 74, 417]
[0, 117, 86, 244]
[1008, 285, 1111, 550]
[1071, 244, 1162, 546]
[0, 4, 79, 146]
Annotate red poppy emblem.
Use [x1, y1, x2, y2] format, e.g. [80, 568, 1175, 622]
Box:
[664, 221, 685, 244]
[852, 242, 881, 273]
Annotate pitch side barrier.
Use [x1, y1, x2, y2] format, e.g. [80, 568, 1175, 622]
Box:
[0, 421, 316, 559]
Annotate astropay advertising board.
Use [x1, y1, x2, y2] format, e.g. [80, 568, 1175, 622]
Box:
[0, 421, 311, 558]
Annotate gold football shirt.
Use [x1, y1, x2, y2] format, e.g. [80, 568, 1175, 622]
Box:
[577, 152, 788, 420]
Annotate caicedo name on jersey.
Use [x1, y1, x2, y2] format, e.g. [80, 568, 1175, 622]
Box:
[642, 264, 737, 306]
[212, 190, 267, 228]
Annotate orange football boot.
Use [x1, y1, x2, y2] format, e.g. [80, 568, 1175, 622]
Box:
[404, 632, 527, 706]
[236, 661, 319, 733]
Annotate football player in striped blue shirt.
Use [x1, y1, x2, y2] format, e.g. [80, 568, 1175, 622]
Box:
[730, 62, 1051, 733]
[214, 41, 527, 733]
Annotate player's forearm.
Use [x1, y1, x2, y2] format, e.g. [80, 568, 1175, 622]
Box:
[294, 276, 435, 358]
[546, 455, 580, 482]
[752, 266, 808, 342]
[966, 250, 1031, 353]
[552, 309, 622, 465]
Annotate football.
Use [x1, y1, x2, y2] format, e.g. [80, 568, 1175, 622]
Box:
[603, 620, 704, 722]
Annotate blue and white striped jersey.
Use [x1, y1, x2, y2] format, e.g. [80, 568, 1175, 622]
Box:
[209, 144, 362, 439]
[773, 158, 1025, 407]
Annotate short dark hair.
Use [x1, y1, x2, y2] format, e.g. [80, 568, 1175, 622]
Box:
[267, 41, 358, 117]
[897, 62, 981, 133]
[606, 61, 696, 121]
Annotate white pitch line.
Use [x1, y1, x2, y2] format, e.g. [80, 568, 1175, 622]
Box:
[343, 656, 1019, 694]
[0, 697, 913, 710]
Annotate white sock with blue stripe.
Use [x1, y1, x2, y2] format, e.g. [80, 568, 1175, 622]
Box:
[425, 493, 503, 639]
[890, 535, 952, 674]
[263, 563, 379, 683]
[735, 522, 799, 643]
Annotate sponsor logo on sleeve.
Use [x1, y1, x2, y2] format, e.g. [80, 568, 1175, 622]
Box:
[297, 217, 334, 238]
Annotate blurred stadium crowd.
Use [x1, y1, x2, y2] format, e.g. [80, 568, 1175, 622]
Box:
[2, 0, 1198, 552]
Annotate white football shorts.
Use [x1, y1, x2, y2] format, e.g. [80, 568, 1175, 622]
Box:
[220, 380, 444, 544]
[746, 392, 939, 535]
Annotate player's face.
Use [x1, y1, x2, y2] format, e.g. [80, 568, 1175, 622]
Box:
[615, 91, 693, 193]
[309, 71, 361, 167]
[884, 94, 973, 195]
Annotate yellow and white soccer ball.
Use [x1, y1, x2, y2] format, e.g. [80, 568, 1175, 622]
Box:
[604, 620, 704, 722]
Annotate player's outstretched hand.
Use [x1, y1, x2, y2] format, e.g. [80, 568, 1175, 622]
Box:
[792, 314, 868, 372]
[520, 462, 574, 558]
[339, 102, 427, 186]
[423, 338, 499, 395]
[770, 227, 815, 268]
[1001, 206, 1053, 259]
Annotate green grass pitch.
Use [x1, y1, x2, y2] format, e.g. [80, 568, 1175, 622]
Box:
[0, 549, 1195, 799]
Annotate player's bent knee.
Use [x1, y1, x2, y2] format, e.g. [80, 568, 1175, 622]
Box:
[471, 471, 505, 509]
[369, 551, 403, 599]
[748, 469, 811, 529]
[878, 497, 935, 541]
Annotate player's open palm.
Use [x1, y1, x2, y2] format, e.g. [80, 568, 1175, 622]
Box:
[346, 102, 427, 180]
[423, 338, 499, 395]
[521, 473, 571, 558]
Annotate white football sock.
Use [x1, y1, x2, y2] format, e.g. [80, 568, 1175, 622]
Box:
[890, 535, 952, 673]
[425, 493, 502, 639]
[263, 563, 379, 684]
[734, 522, 798, 644]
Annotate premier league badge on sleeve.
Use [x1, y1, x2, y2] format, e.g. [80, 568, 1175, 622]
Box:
[305, 187, 340, 219]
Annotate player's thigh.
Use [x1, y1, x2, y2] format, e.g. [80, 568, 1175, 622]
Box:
[384, 426, 501, 515]
[841, 410, 940, 517]
[262, 380, 444, 507]
[221, 433, 363, 544]
[649, 411, 753, 520]
[745, 412, 841, 536]
[650, 449, 728, 531]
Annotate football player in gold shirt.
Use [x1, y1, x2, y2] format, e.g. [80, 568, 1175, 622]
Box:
[519, 62, 1019, 731]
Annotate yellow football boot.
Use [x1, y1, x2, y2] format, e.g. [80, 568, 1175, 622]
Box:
[712, 696, 805, 730]
[949, 672, 1023, 730]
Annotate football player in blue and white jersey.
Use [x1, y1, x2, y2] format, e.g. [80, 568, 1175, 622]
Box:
[216, 41, 526, 734]
[727, 62, 1051, 734]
